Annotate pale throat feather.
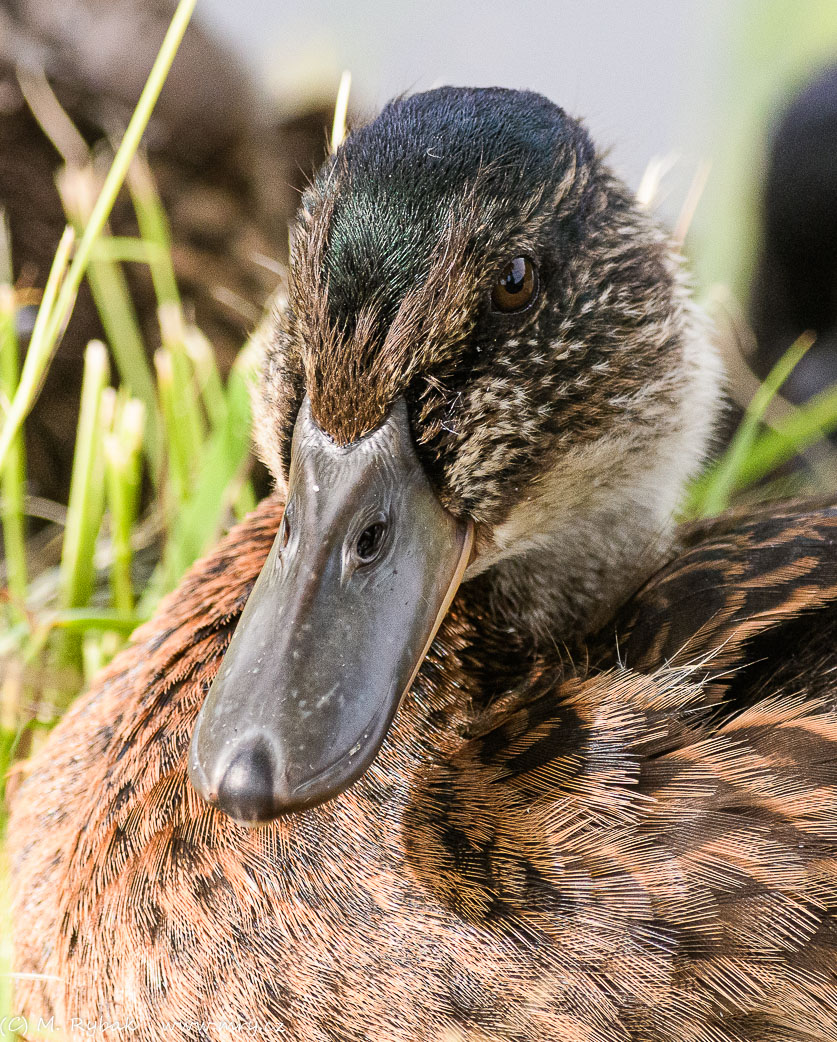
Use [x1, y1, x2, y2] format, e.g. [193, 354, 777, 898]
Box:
[465, 286, 723, 645]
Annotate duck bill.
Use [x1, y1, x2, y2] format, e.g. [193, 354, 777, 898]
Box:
[188, 396, 472, 824]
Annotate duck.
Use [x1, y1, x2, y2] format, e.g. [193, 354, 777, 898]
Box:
[9, 86, 837, 1041]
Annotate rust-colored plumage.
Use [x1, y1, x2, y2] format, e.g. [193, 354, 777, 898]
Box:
[9, 87, 837, 1040]
[10, 498, 837, 1040]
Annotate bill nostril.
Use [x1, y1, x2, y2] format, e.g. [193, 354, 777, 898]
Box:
[216, 738, 279, 824]
[279, 515, 291, 551]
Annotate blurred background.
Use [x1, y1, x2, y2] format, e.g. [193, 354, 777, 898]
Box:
[2, 0, 837, 1020]
[194, 0, 836, 294]
[4, 0, 837, 506]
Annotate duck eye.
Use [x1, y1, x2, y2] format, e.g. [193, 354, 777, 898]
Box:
[491, 256, 538, 313]
[356, 521, 387, 564]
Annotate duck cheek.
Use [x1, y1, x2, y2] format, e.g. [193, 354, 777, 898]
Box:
[187, 396, 473, 826]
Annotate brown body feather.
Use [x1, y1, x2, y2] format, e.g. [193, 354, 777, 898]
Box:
[10, 496, 837, 1041]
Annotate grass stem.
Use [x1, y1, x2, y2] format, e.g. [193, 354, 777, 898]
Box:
[0, 220, 27, 609]
[105, 397, 145, 617]
[59, 166, 163, 484]
[0, 0, 198, 473]
[330, 70, 352, 153]
[155, 348, 191, 508]
[159, 303, 206, 461]
[688, 332, 815, 516]
[128, 154, 181, 310]
[57, 342, 111, 664]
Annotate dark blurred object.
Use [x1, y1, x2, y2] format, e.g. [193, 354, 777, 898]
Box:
[2, 0, 253, 163]
[0, 0, 331, 504]
[750, 60, 837, 403]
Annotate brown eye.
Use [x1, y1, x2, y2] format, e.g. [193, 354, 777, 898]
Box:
[491, 256, 538, 313]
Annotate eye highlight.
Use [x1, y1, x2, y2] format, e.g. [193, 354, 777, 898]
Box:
[491, 256, 538, 313]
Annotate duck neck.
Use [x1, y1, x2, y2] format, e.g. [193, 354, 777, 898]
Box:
[458, 288, 721, 655]
[468, 496, 679, 656]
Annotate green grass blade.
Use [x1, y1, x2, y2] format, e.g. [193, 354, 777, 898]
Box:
[0, 233, 27, 608]
[233, 477, 257, 520]
[730, 381, 837, 492]
[330, 70, 352, 153]
[0, 224, 74, 433]
[162, 362, 253, 587]
[57, 342, 111, 664]
[158, 304, 205, 463]
[90, 237, 170, 265]
[155, 348, 191, 508]
[0, 0, 198, 473]
[185, 324, 227, 428]
[687, 332, 815, 516]
[50, 608, 145, 633]
[105, 397, 145, 617]
[128, 154, 181, 310]
[60, 168, 163, 485]
[0, 294, 28, 608]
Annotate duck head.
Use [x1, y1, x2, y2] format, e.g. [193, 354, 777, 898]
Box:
[189, 87, 722, 824]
